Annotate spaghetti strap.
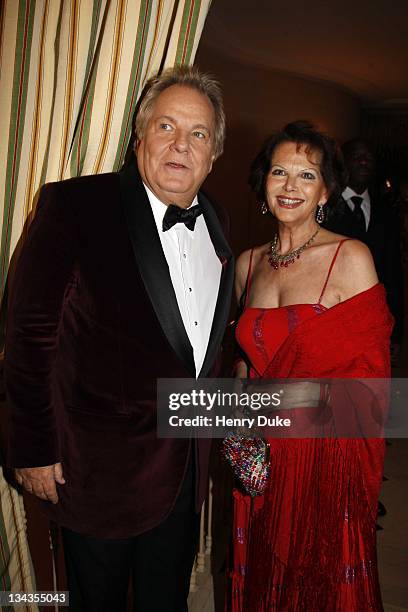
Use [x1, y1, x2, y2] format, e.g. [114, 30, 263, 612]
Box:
[244, 248, 255, 308]
[318, 239, 350, 304]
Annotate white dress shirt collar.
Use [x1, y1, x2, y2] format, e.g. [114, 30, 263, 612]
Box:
[342, 186, 371, 229]
[342, 186, 370, 208]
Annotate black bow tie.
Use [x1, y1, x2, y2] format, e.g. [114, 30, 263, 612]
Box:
[162, 204, 203, 232]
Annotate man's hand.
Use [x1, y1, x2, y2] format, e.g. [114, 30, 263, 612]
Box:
[15, 463, 65, 504]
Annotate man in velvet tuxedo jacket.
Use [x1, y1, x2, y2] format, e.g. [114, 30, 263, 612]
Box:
[5, 67, 233, 611]
[324, 139, 403, 349]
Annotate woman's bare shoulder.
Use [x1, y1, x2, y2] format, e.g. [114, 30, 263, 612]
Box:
[317, 227, 348, 245]
[236, 243, 269, 273]
[317, 229, 374, 267]
[338, 238, 374, 265]
[235, 243, 269, 300]
[335, 239, 378, 298]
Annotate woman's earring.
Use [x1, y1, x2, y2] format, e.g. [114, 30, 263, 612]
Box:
[261, 202, 269, 215]
[316, 204, 325, 224]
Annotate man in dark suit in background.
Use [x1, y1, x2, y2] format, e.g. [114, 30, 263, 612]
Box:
[5, 66, 233, 611]
[324, 138, 403, 356]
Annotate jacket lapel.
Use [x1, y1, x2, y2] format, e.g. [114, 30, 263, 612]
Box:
[366, 190, 380, 236]
[119, 162, 195, 376]
[198, 193, 234, 378]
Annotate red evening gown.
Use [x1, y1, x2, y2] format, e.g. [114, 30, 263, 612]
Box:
[228, 241, 390, 611]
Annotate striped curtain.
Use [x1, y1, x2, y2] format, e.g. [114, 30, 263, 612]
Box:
[0, 0, 212, 300]
[0, 471, 37, 610]
[0, 0, 212, 599]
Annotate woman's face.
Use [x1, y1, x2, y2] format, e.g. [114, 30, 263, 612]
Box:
[265, 141, 328, 225]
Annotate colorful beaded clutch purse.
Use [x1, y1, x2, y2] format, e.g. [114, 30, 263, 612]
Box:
[221, 433, 270, 497]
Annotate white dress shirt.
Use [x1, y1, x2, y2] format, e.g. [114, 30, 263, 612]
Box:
[144, 184, 222, 377]
[342, 186, 371, 230]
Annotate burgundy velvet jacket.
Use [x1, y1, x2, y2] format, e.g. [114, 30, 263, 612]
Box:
[5, 162, 234, 538]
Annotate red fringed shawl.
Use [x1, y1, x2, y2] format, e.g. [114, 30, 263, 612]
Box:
[229, 284, 393, 612]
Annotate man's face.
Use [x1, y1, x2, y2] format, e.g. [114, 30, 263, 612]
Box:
[136, 85, 216, 208]
[345, 142, 375, 192]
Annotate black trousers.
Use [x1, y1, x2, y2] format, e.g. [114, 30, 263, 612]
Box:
[61, 459, 199, 612]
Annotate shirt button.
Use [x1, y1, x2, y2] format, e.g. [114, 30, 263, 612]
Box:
[189, 287, 192, 292]
[183, 253, 187, 259]
[194, 321, 198, 326]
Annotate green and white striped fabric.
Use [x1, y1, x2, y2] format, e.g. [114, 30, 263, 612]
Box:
[0, 467, 36, 611]
[0, 0, 212, 299]
[0, 0, 212, 599]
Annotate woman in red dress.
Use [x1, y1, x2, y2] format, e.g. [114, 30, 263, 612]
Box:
[228, 122, 393, 611]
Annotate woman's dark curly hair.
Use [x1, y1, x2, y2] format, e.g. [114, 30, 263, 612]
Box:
[249, 121, 346, 214]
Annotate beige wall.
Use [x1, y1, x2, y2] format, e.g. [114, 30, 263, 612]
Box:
[195, 44, 361, 254]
